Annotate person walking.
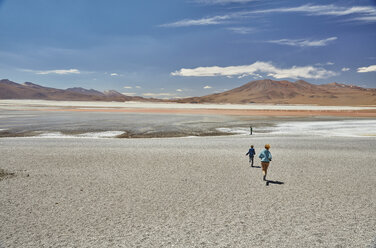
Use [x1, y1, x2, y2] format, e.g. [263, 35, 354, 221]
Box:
[259, 144, 272, 181]
[245, 145, 256, 167]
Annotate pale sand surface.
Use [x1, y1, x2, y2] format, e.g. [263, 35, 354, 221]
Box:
[1, 100, 376, 117]
[2, 99, 376, 110]
[1, 136, 375, 247]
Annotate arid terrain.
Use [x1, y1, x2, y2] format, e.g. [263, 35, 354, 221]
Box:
[1, 135, 375, 247]
[1, 100, 375, 247]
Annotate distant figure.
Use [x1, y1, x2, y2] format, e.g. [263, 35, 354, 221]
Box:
[245, 145, 256, 167]
[259, 144, 272, 181]
[250, 126, 253, 135]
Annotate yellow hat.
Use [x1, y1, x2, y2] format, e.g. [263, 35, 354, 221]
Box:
[265, 144, 270, 149]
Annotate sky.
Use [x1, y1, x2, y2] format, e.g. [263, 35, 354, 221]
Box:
[0, 0, 375, 98]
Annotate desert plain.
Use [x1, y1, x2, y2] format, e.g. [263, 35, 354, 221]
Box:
[0, 100, 375, 247]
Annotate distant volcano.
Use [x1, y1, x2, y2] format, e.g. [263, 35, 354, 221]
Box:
[175, 79, 376, 106]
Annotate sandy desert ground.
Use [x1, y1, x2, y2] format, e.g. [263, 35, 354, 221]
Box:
[1, 100, 376, 118]
[1, 135, 375, 247]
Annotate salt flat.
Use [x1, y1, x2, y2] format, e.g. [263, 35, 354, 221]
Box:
[1, 99, 375, 111]
[1, 135, 375, 247]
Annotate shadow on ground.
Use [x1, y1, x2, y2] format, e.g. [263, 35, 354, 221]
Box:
[266, 180, 284, 186]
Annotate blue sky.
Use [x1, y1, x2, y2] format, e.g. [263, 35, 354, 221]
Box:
[0, 0, 375, 98]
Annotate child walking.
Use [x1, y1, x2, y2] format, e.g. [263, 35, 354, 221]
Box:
[245, 145, 256, 167]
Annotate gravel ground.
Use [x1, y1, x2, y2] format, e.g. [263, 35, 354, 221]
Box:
[0, 135, 375, 247]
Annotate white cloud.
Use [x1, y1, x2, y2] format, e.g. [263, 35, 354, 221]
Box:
[214, 89, 229, 93]
[176, 89, 183, 92]
[253, 4, 375, 16]
[342, 67, 350, 72]
[268, 37, 337, 47]
[193, 0, 256, 4]
[315, 62, 335, 66]
[122, 92, 137, 96]
[252, 4, 376, 23]
[227, 27, 254, 34]
[161, 4, 376, 30]
[252, 73, 263, 79]
[353, 16, 376, 22]
[203, 85, 212, 89]
[142, 93, 176, 97]
[357, 65, 376, 73]
[170, 96, 186, 99]
[135, 86, 142, 89]
[24, 68, 80, 75]
[160, 15, 230, 27]
[110, 73, 119, 76]
[124, 86, 133, 89]
[171, 61, 337, 79]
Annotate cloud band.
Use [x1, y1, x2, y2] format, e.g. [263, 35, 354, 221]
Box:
[171, 61, 337, 79]
[357, 65, 376, 73]
[268, 37, 337, 47]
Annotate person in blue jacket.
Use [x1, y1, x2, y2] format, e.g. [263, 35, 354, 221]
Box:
[245, 145, 256, 167]
[259, 144, 272, 181]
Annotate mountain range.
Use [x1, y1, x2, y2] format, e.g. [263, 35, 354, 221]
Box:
[0, 79, 153, 102]
[1, 79, 375, 106]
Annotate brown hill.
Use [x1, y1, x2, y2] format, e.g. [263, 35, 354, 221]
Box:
[176, 79, 376, 106]
[0, 79, 155, 102]
[66, 87, 105, 97]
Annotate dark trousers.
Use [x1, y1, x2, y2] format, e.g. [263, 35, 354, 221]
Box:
[249, 156, 254, 166]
